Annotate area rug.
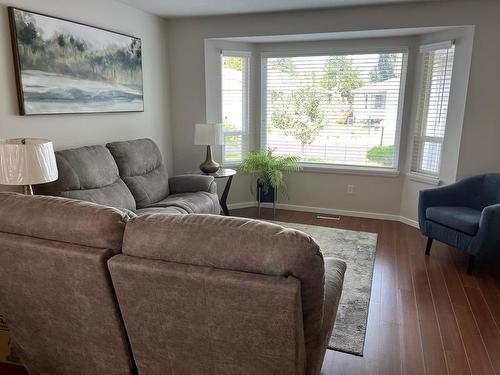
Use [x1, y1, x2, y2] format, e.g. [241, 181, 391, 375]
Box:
[272, 221, 378, 356]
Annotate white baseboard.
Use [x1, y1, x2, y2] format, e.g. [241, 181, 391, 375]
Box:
[227, 201, 420, 228]
[227, 201, 257, 209]
[398, 216, 419, 228]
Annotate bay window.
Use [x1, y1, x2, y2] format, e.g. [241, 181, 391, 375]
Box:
[411, 42, 455, 177]
[261, 50, 408, 169]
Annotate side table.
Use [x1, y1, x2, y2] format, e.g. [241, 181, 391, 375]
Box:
[191, 168, 236, 216]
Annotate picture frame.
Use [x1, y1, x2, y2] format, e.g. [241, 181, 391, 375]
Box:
[8, 7, 144, 115]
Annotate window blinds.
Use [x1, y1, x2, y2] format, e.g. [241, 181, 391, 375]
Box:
[411, 42, 455, 177]
[262, 52, 407, 169]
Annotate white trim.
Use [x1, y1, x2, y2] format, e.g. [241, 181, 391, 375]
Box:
[393, 52, 409, 169]
[227, 201, 258, 210]
[259, 56, 268, 149]
[227, 201, 420, 228]
[298, 164, 400, 177]
[265, 203, 401, 221]
[419, 40, 454, 53]
[399, 216, 420, 228]
[223, 164, 400, 177]
[221, 50, 252, 57]
[260, 45, 409, 59]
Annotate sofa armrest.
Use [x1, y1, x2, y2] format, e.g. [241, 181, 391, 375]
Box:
[307, 257, 346, 375]
[168, 175, 217, 194]
[471, 203, 500, 253]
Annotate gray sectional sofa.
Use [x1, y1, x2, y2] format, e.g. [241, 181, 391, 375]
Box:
[35, 138, 220, 215]
[0, 193, 346, 375]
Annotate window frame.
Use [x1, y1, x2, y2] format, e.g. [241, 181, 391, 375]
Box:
[260, 47, 409, 173]
[410, 41, 455, 180]
[221, 50, 251, 165]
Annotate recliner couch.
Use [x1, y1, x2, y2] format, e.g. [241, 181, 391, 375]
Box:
[0, 192, 346, 375]
[35, 138, 220, 215]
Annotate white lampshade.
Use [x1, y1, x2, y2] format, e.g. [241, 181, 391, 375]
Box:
[0, 138, 58, 186]
[194, 123, 224, 146]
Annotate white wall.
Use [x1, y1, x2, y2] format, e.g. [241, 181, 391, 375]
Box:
[400, 26, 474, 222]
[0, 0, 173, 191]
[167, 1, 500, 220]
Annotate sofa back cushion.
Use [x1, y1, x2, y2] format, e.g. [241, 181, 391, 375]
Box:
[0, 193, 133, 374]
[106, 139, 169, 208]
[0, 193, 128, 250]
[121, 214, 325, 367]
[109, 255, 306, 375]
[35, 145, 136, 211]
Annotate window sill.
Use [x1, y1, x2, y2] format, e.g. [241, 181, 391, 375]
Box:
[406, 172, 441, 185]
[222, 162, 241, 169]
[223, 162, 400, 178]
[297, 163, 400, 177]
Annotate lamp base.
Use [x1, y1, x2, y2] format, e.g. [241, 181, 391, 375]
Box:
[200, 145, 220, 174]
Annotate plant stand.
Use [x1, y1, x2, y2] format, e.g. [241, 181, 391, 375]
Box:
[257, 185, 277, 218]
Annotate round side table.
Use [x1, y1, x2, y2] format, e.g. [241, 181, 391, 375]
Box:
[192, 168, 236, 216]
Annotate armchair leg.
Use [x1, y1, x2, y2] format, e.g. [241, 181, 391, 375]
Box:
[467, 255, 476, 275]
[425, 238, 433, 256]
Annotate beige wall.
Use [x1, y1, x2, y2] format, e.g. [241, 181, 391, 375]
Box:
[166, 1, 500, 220]
[0, 0, 173, 192]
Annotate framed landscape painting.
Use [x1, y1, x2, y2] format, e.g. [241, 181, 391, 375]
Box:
[8, 7, 144, 115]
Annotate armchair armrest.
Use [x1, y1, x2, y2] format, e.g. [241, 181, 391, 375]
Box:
[168, 174, 217, 195]
[471, 203, 500, 253]
[418, 175, 485, 230]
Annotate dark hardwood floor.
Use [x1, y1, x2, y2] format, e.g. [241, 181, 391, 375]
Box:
[1, 207, 499, 375]
[233, 207, 500, 375]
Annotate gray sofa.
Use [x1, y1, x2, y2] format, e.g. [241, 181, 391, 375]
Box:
[35, 138, 220, 215]
[0, 193, 346, 375]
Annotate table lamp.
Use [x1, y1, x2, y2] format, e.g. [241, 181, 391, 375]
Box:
[0, 138, 58, 195]
[194, 123, 224, 174]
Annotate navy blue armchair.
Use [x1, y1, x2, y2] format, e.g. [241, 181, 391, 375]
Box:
[418, 174, 500, 274]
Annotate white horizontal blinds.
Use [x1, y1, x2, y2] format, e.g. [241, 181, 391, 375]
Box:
[263, 52, 407, 168]
[222, 51, 250, 163]
[411, 42, 455, 176]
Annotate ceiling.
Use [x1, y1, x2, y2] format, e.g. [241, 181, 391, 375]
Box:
[115, 0, 438, 18]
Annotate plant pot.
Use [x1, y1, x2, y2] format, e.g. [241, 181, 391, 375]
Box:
[257, 179, 276, 203]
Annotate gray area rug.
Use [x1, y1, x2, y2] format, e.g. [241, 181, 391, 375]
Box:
[273, 221, 378, 356]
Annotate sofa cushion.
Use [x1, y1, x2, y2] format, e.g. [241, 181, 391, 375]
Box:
[135, 206, 188, 214]
[0, 193, 128, 250]
[426, 206, 482, 235]
[106, 139, 169, 208]
[35, 145, 136, 211]
[122, 214, 325, 363]
[146, 192, 220, 214]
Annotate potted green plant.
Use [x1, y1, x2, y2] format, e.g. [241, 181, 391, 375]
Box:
[238, 149, 301, 203]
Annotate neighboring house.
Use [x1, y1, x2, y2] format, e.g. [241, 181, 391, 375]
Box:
[351, 77, 401, 145]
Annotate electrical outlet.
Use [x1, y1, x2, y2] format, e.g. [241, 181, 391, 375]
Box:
[347, 184, 355, 194]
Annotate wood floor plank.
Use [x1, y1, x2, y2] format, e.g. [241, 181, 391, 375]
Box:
[435, 246, 495, 375]
[425, 255, 471, 375]
[463, 286, 500, 373]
